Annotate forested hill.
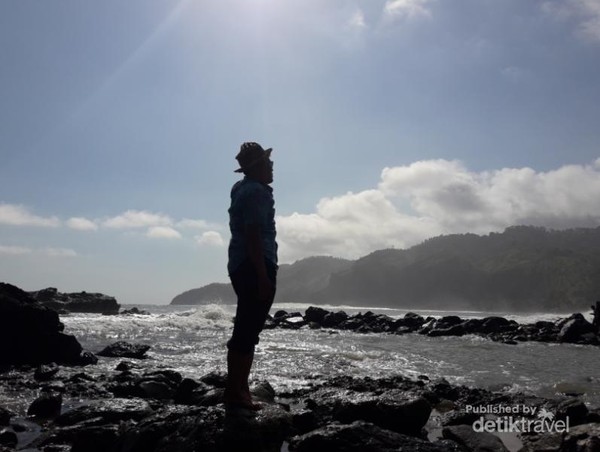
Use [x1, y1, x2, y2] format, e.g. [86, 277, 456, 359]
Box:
[171, 226, 600, 312]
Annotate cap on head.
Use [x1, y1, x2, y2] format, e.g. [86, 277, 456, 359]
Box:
[234, 142, 272, 173]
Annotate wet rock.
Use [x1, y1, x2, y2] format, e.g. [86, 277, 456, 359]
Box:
[173, 378, 210, 405]
[288, 420, 459, 452]
[97, 341, 150, 359]
[27, 391, 63, 418]
[222, 403, 293, 452]
[304, 387, 431, 437]
[30, 287, 120, 315]
[322, 311, 348, 328]
[200, 371, 227, 388]
[116, 405, 215, 452]
[0, 429, 17, 448]
[55, 398, 153, 426]
[441, 410, 480, 427]
[561, 422, 600, 452]
[428, 324, 466, 337]
[556, 398, 589, 427]
[0, 408, 13, 426]
[251, 380, 276, 404]
[120, 307, 150, 315]
[0, 283, 86, 365]
[558, 315, 596, 343]
[34, 362, 60, 381]
[442, 424, 509, 451]
[115, 361, 142, 372]
[304, 307, 329, 324]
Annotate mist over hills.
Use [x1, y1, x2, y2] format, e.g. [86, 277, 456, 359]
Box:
[171, 226, 600, 312]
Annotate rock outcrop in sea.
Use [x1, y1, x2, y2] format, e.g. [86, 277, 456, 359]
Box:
[266, 306, 600, 346]
[29, 287, 120, 315]
[0, 283, 97, 366]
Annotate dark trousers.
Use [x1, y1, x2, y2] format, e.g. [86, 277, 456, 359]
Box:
[227, 259, 277, 353]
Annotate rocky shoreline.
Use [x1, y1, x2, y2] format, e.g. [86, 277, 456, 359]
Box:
[265, 304, 600, 347]
[2, 282, 600, 451]
[1, 358, 599, 451]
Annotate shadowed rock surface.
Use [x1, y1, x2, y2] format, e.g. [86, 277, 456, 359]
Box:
[0, 283, 94, 365]
[29, 287, 120, 315]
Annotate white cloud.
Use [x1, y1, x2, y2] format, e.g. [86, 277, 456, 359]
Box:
[146, 226, 182, 239]
[102, 210, 173, 229]
[196, 231, 225, 247]
[276, 159, 600, 263]
[0, 245, 77, 257]
[0, 203, 60, 227]
[0, 245, 32, 255]
[176, 218, 211, 229]
[42, 247, 78, 257]
[383, 0, 433, 20]
[542, 0, 600, 43]
[348, 8, 367, 30]
[67, 217, 98, 231]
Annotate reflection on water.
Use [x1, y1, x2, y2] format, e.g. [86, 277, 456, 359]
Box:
[41, 304, 600, 408]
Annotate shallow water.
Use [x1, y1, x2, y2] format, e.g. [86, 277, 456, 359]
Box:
[51, 303, 600, 408]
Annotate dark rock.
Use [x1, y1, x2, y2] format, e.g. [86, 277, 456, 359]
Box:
[120, 307, 150, 315]
[306, 387, 431, 437]
[173, 378, 210, 405]
[55, 398, 153, 426]
[556, 398, 589, 426]
[0, 429, 17, 448]
[441, 410, 480, 427]
[273, 310, 289, 318]
[223, 402, 293, 452]
[0, 283, 86, 365]
[97, 341, 150, 359]
[0, 408, 13, 426]
[34, 362, 60, 381]
[291, 409, 320, 435]
[115, 361, 142, 372]
[403, 312, 426, 328]
[561, 422, 600, 452]
[30, 288, 120, 315]
[70, 424, 121, 452]
[251, 380, 276, 404]
[200, 371, 227, 388]
[115, 405, 214, 452]
[322, 311, 348, 328]
[442, 424, 509, 451]
[558, 316, 596, 343]
[428, 324, 466, 337]
[138, 380, 173, 400]
[304, 307, 329, 324]
[27, 391, 62, 418]
[480, 316, 514, 334]
[288, 420, 456, 452]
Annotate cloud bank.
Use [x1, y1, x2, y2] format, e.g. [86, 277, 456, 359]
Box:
[276, 159, 600, 263]
[0, 203, 60, 227]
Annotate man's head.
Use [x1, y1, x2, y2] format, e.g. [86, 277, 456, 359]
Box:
[235, 142, 273, 184]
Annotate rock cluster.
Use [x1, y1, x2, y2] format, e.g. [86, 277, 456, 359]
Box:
[266, 306, 600, 346]
[0, 283, 96, 366]
[0, 362, 599, 451]
[29, 287, 120, 315]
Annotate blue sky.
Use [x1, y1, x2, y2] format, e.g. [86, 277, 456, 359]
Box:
[1, 0, 600, 304]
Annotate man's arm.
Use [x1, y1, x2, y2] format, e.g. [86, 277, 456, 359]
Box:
[245, 224, 274, 302]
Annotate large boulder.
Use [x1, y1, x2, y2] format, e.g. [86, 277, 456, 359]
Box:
[0, 283, 88, 365]
[558, 314, 596, 344]
[30, 287, 120, 314]
[288, 421, 462, 452]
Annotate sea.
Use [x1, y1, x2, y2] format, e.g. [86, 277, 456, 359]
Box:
[59, 303, 600, 408]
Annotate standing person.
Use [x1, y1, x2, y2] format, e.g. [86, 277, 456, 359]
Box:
[224, 142, 278, 411]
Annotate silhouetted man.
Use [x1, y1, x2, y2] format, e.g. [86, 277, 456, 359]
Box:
[224, 142, 277, 411]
